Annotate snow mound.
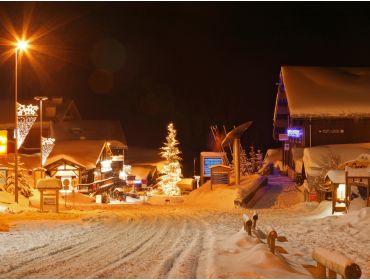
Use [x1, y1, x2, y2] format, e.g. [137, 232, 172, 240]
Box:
[334, 207, 370, 228]
[211, 228, 309, 278]
[184, 174, 264, 209]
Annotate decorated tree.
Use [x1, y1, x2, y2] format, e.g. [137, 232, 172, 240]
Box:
[158, 123, 182, 196]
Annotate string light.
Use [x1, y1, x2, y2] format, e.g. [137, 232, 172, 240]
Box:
[41, 137, 55, 166]
[17, 103, 38, 149]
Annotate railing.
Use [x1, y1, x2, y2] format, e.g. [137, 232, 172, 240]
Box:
[78, 177, 116, 194]
[312, 247, 361, 279]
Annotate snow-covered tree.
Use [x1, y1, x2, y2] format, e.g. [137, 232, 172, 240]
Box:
[256, 149, 264, 172]
[0, 159, 33, 198]
[158, 123, 182, 196]
[248, 146, 257, 173]
[240, 146, 249, 175]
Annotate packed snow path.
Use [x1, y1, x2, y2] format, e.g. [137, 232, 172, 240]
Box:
[246, 169, 301, 209]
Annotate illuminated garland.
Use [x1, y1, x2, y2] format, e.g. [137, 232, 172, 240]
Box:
[42, 137, 55, 165]
[17, 103, 39, 149]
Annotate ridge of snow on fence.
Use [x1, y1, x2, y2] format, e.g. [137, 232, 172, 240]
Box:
[312, 247, 362, 279]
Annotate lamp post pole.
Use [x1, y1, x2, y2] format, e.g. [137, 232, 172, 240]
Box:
[14, 40, 28, 203]
[14, 49, 19, 203]
[34, 96, 48, 168]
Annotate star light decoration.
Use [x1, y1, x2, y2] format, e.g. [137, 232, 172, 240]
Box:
[42, 137, 55, 166]
[17, 103, 39, 149]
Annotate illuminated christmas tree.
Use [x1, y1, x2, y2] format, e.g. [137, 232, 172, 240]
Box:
[158, 123, 182, 196]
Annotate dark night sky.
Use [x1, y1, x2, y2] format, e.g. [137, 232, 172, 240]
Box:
[2, 2, 370, 175]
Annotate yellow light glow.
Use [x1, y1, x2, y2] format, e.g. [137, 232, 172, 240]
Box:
[16, 40, 28, 51]
[0, 130, 7, 155]
[338, 184, 346, 201]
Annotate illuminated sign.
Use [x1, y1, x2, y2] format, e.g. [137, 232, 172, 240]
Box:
[203, 157, 223, 177]
[101, 159, 112, 173]
[0, 130, 7, 155]
[287, 129, 302, 138]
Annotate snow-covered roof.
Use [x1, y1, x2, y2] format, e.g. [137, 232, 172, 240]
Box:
[281, 66, 370, 118]
[303, 143, 370, 176]
[45, 140, 107, 169]
[326, 170, 345, 184]
[36, 178, 62, 189]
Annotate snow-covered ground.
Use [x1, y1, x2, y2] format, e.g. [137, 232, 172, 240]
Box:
[0, 172, 369, 279]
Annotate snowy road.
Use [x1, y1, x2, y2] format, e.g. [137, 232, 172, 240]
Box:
[0, 207, 241, 279]
[1, 173, 369, 278]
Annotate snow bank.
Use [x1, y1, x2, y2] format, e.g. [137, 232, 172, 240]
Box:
[264, 148, 282, 164]
[303, 143, 370, 176]
[210, 228, 309, 278]
[184, 174, 265, 209]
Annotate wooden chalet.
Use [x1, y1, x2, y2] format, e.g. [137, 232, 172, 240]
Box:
[273, 66, 370, 179]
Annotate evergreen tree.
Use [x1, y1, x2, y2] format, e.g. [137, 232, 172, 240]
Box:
[248, 146, 257, 173]
[240, 146, 249, 175]
[0, 159, 33, 197]
[158, 123, 182, 196]
[256, 149, 264, 172]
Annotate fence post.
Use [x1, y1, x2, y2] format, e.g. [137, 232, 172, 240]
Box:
[243, 214, 252, 236]
[252, 212, 258, 229]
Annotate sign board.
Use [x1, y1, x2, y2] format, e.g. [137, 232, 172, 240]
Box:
[203, 157, 223, 177]
[0, 130, 7, 155]
[287, 129, 302, 138]
[278, 134, 288, 141]
[284, 143, 290, 151]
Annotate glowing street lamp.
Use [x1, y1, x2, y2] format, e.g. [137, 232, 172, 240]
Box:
[16, 40, 28, 51]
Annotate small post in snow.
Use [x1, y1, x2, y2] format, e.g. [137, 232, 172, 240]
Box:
[252, 212, 258, 229]
[242, 214, 252, 236]
[266, 226, 278, 254]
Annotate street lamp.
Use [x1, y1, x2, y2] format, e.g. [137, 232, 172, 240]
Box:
[34, 96, 48, 168]
[14, 39, 28, 203]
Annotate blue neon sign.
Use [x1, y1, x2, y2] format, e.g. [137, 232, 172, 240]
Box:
[287, 129, 302, 138]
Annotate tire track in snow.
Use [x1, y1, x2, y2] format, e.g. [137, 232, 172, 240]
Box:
[88, 215, 181, 278]
[1, 216, 141, 278]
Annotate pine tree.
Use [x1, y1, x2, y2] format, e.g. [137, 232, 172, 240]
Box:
[158, 123, 182, 196]
[240, 146, 249, 176]
[0, 160, 33, 198]
[256, 149, 264, 172]
[248, 146, 257, 173]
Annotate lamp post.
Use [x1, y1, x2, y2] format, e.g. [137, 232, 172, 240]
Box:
[34, 96, 48, 169]
[14, 40, 28, 203]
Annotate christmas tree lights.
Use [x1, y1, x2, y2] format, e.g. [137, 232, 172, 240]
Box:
[158, 123, 182, 196]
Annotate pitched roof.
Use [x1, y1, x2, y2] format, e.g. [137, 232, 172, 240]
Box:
[281, 66, 370, 118]
[50, 120, 127, 149]
[45, 140, 106, 169]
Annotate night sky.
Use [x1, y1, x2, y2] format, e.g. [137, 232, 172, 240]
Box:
[2, 2, 370, 175]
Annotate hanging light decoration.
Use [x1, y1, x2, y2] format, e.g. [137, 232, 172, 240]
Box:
[42, 137, 55, 166]
[17, 103, 38, 149]
[119, 164, 132, 180]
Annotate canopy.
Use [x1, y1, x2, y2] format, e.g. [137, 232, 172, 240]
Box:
[221, 121, 253, 147]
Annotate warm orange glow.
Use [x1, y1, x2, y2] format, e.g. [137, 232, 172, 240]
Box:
[16, 40, 28, 51]
[0, 4, 81, 89]
[0, 130, 8, 155]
